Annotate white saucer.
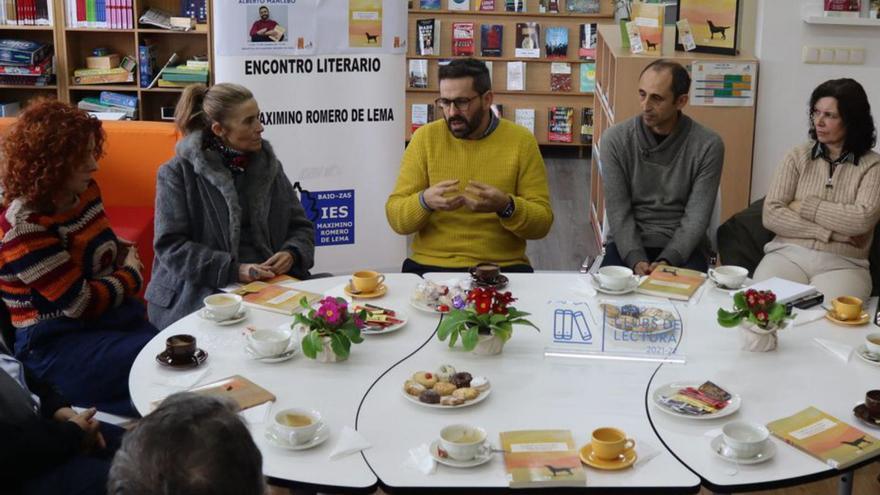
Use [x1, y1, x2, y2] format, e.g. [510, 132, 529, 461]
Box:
[245, 341, 298, 362]
[360, 309, 409, 335]
[710, 434, 776, 465]
[590, 275, 639, 295]
[855, 344, 880, 366]
[199, 307, 248, 325]
[264, 424, 330, 451]
[429, 440, 493, 468]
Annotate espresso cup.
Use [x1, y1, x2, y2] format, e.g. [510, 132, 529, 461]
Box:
[351, 270, 385, 293]
[708, 265, 748, 288]
[865, 332, 880, 355]
[247, 328, 292, 357]
[271, 408, 323, 445]
[470, 262, 501, 284]
[590, 427, 636, 461]
[439, 424, 488, 461]
[203, 293, 242, 321]
[721, 421, 769, 459]
[831, 296, 863, 321]
[866, 390, 880, 417]
[595, 266, 634, 291]
[166, 334, 196, 362]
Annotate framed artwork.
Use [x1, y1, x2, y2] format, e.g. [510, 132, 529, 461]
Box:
[675, 0, 740, 55]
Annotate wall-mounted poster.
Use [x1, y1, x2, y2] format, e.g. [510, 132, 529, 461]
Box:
[674, 0, 739, 55]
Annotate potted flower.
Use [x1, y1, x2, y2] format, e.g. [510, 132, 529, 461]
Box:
[717, 289, 791, 352]
[436, 287, 539, 355]
[294, 297, 365, 362]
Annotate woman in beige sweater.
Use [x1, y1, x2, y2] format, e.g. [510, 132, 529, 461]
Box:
[755, 78, 879, 301]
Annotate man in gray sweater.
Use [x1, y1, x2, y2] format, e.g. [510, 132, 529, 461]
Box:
[600, 59, 724, 275]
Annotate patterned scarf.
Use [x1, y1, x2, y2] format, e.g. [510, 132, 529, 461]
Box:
[206, 134, 250, 175]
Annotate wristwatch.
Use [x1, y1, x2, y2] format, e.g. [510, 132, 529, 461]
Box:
[497, 197, 515, 219]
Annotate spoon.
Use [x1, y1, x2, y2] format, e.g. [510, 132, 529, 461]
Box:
[347, 280, 362, 294]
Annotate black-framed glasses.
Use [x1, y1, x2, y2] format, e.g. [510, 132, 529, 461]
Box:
[435, 94, 483, 111]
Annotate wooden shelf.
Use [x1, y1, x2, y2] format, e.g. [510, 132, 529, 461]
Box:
[65, 27, 135, 32]
[409, 8, 611, 19]
[801, 15, 880, 26]
[407, 54, 596, 64]
[0, 24, 54, 30]
[68, 84, 139, 91]
[0, 84, 57, 89]
[137, 27, 209, 35]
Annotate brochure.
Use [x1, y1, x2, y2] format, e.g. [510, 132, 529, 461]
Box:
[500, 430, 586, 488]
[767, 407, 880, 470]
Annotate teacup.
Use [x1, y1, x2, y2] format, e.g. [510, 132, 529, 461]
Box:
[595, 266, 634, 291]
[865, 332, 880, 355]
[708, 265, 748, 289]
[866, 390, 880, 418]
[203, 293, 242, 321]
[721, 421, 769, 459]
[270, 408, 323, 445]
[351, 270, 385, 293]
[470, 262, 501, 284]
[439, 424, 488, 461]
[590, 427, 636, 461]
[166, 334, 196, 362]
[831, 296, 863, 321]
[247, 328, 292, 357]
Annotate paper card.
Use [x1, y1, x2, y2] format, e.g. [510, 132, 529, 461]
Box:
[625, 21, 644, 54]
[676, 19, 696, 51]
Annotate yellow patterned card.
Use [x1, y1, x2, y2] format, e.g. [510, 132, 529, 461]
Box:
[500, 430, 586, 488]
[767, 407, 880, 470]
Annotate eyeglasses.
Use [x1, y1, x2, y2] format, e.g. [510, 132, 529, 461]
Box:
[811, 109, 841, 121]
[435, 94, 483, 111]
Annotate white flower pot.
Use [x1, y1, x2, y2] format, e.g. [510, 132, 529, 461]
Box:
[316, 336, 348, 363]
[472, 333, 505, 356]
[739, 322, 778, 352]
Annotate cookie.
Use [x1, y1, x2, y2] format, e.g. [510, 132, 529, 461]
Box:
[413, 371, 438, 388]
[440, 395, 464, 406]
[436, 364, 456, 382]
[433, 382, 457, 396]
[419, 389, 440, 404]
[452, 387, 479, 401]
[470, 376, 490, 392]
[404, 380, 426, 396]
[451, 372, 472, 388]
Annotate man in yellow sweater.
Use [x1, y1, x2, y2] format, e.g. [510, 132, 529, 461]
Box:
[386, 58, 553, 275]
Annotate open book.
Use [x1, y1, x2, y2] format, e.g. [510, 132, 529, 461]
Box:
[636, 266, 706, 301]
[500, 430, 586, 488]
[767, 407, 880, 470]
[151, 375, 275, 411]
[232, 278, 321, 315]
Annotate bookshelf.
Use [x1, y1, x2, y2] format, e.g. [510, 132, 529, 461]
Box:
[589, 24, 758, 252]
[406, 0, 614, 147]
[0, 0, 212, 121]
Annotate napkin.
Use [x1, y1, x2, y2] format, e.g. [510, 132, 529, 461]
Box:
[154, 366, 210, 390]
[329, 426, 371, 459]
[572, 276, 598, 298]
[814, 338, 853, 363]
[240, 401, 272, 425]
[792, 308, 827, 327]
[633, 439, 662, 467]
[404, 443, 437, 475]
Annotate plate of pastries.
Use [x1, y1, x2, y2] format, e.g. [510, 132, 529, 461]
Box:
[402, 364, 491, 408]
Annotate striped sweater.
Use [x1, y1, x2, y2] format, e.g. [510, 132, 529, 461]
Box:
[0, 182, 142, 328]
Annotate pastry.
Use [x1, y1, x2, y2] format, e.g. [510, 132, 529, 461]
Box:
[451, 372, 472, 388]
[470, 376, 490, 392]
[452, 387, 479, 401]
[441, 395, 464, 406]
[433, 382, 457, 396]
[419, 389, 440, 404]
[436, 364, 456, 382]
[413, 371, 438, 388]
[404, 380, 426, 396]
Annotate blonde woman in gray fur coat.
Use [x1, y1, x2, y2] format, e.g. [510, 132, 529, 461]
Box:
[146, 83, 315, 330]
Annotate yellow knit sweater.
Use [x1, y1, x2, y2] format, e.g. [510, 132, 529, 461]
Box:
[386, 119, 553, 268]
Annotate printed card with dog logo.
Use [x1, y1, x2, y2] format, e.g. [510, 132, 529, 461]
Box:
[767, 407, 880, 470]
[501, 430, 586, 487]
[349, 0, 382, 48]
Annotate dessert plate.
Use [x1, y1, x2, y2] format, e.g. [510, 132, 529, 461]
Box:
[652, 381, 741, 420]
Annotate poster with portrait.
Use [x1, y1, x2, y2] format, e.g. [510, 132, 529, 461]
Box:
[674, 0, 739, 55]
[214, 0, 318, 56]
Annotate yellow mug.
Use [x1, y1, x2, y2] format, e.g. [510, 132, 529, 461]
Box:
[591, 427, 636, 461]
[351, 270, 385, 293]
[831, 296, 863, 321]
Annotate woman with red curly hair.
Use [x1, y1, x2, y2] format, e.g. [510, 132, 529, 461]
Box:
[0, 100, 158, 416]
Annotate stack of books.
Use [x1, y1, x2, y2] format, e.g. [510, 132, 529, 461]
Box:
[77, 90, 137, 119]
[66, 0, 133, 29]
[0, 0, 54, 25]
[158, 59, 208, 88]
[0, 39, 54, 86]
[72, 53, 134, 85]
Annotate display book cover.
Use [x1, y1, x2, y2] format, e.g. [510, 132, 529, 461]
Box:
[480, 24, 503, 57]
[452, 22, 475, 56]
[500, 430, 586, 488]
[547, 106, 573, 143]
[767, 407, 880, 470]
[631, 1, 664, 53]
[151, 375, 275, 411]
[635, 266, 705, 301]
[229, 275, 321, 315]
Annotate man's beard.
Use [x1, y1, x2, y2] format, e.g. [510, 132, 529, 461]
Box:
[445, 106, 485, 139]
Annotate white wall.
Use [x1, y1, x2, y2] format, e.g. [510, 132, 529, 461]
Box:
[751, 0, 880, 201]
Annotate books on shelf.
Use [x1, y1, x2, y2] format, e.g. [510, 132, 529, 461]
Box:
[479, 0, 495, 10]
[0, 101, 20, 117]
[73, 67, 133, 85]
[480, 24, 503, 57]
[67, 0, 132, 29]
[545, 26, 568, 60]
[548, 106, 573, 143]
[416, 18, 439, 56]
[99, 90, 136, 109]
[539, 0, 559, 13]
[767, 407, 880, 469]
[180, 0, 207, 23]
[579, 23, 597, 59]
[448, 0, 470, 10]
[161, 65, 209, 83]
[233, 281, 321, 316]
[580, 107, 593, 145]
[138, 44, 157, 88]
[420, 0, 440, 9]
[408, 59, 428, 89]
[0, 55, 52, 75]
[549, 62, 572, 92]
[77, 96, 136, 118]
[567, 0, 600, 13]
[744, 277, 818, 305]
[515, 108, 535, 134]
[0, 73, 52, 85]
[579, 62, 595, 92]
[0, 39, 51, 67]
[632, 1, 664, 53]
[515, 22, 540, 58]
[506, 61, 525, 91]
[452, 22, 475, 56]
[483, 60, 493, 84]
[506, 0, 525, 12]
[636, 266, 706, 301]
[824, 0, 861, 17]
[500, 430, 586, 488]
[411, 103, 433, 133]
[0, 0, 53, 25]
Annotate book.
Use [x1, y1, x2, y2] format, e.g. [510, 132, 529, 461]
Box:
[567, 0, 599, 13]
[505, 0, 524, 12]
[78, 97, 137, 117]
[411, 103, 433, 133]
[452, 22, 475, 56]
[480, 24, 503, 57]
[544, 26, 568, 59]
[767, 407, 880, 469]
[408, 59, 428, 89]
[506, 61, 525, 91]
[99, 90, 137, 109]
[0, 101, 20, 117]
[871, 0, 880, 18]
[539, 0, 558, 13]
[479, 0, 495, 10]
[232, 282, 321, 316]
[515, 108, 535, 134]
[0, 56, 52, 75]
[137, 43, 157, 88]
[744, 277, 818, 305]
[483, 60, 493, 84]
[578, 23, 597, 59]
[147, 52, 179, 89]
[824, 0, 861, 17]
[448, 0, 470, 10]
[419, 0, 440, 9]
[579, 62, 595, 92]
[416, 18, 438, 56]
[0, 39, 51, 66]
[636, 266, 706, 301]
[548, 106, 573, 143]
[73, 70, 134, 85]
[154, 375, 276, 411]
[632, 1, 664, 53]
[580, 107, 593, 145]
[0, 74, 53, 85]
[515, 22, 540, 58]
[500, 430, 586, 488]
[549, 62, 572, 92]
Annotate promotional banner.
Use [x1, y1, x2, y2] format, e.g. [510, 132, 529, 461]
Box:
[214, 1, 408, 274]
